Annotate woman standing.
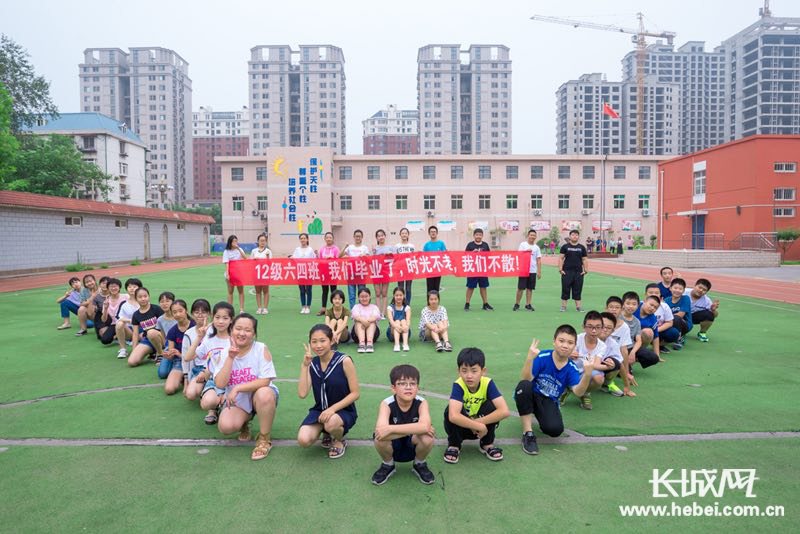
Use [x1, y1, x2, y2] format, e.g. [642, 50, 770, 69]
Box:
[317, 232, 340, 316]
[394, 227, 416, 304]
[251, 234, 273, 315]
[223, 235, 248, 314]
[292, 233, 317, 314]
[372, 229, 394, 318]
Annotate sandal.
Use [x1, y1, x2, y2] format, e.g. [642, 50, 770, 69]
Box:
[320, 433, 333, 449]
[237, 424, 252, 442]
[251, 433, 272, 461]
[435, 342, 444, 352]
[443, 446, 460, 464]
[203, 412, 218, 425]
[444, 341, 453, 352]
[57, 324, 71, 330]
[481, 445, 504, 461]
[328, 440, 347, 459]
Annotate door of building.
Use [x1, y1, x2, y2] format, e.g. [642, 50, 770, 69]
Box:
[691, 214, 706, 249]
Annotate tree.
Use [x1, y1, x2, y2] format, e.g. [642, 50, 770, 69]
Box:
[2, 134, 113, 199]
[0, 34, 59, 133]
[170, 203, 222, 234]
[0, 82, 18, 182]
[777, 228, 800, 261]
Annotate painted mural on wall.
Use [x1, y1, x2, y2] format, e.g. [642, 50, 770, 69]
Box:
[275, 156, 325, 236]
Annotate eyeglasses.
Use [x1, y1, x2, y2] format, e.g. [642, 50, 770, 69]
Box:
[585, 324, 602, 331]
[395, 382, 417, 389]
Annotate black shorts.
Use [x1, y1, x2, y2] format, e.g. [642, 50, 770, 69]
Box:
[391, 435, 416, 462]
[561, 270, 584, 301]
[517, 274, 537, 291]
[692, 310, 715, 324]
[603, 357, 621, 374]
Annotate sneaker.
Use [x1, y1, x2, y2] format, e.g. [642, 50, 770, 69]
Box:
[300, 308, 305, 315]
[560, 306, 567, 312]
[75, 329, 88, 336]
[576, 307, 585, 312]
[357, 344, 366, 353]
[464, 303, 470, 311]
[521, 431, 539, 455]
[411, 462, 435, 485]
[579, 394, 593, 410]
[443, 341, 453, 352]
[393, 345, 401, 352]
[678, 335, 686, 345]
[402, 344, 410, 352]
[513, 304, 520, 311]
[559, 390, 569, 407]
[605, 381, 624, 397]
[371, 463, 396, 486]
[435, 342, 444, 352]
[263, 308, 269, 315]
[525, 304, 535, 311]
[660, 345, 671, 354]
[697, 332, 709, 342]
[117, 348, 127, 359]
[154, 355, 163, 366]
[671, 343, 683, 351]
[482, 303, 494, 311]
[366, 344, 374, 353]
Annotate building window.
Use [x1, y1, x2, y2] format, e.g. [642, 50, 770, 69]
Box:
[582, 195, 594, 210]
[231, 168, 244, 181]
[506, 165, 518, 179]
[232, 196, 244, 211]
[530, 165, 543, 179]
[340, 195, 352, 210]
[613, 194, 625, 209]
[774, 162, 797, 173]
[479, 194, 491, 210]
[396, 195, 408, 210]
[257, 196, 268, 211]
[119, 162, 128, 175]
[774, 207, 796, 217]
[82, 136, 95, 150]
[774, 188, 796, 201]
[638, 166, 651, 180]
[395, 166, 408, 180]
[558, 194, 570, 209]
[613, 166, 626, 179]
[367, 166, 380, 180]
[638, 195, 650, 209]
[693, 169, 706, 195]
[256, 167, 267, 181]
[114, 219, 127, 228]
[423, 195, 436, 210]
[65, 216, 83, 226]
[451, 165, 464, 179]
[557, 165, 571, 179]
[531, 194, 543, 209]
[176, 223, 186, 230]
[451, 194, 463, 210]
[368, 195, 381, 210]
[479, 165, 492, 179]
[505, 194, 518, 209]
[423, 165, 436, 180]
[582, 165, 595, 179]
[339, 166, 352, 180]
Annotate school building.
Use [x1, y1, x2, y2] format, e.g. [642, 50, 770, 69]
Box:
[658, 135, 800, 260]
[217, 147, 663, 255]
[0, 191, 214, 275]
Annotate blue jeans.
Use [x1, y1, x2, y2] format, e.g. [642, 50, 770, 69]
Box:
[661, 327, 682, 343]
[60, 300, 79, 318]
[299, 285, 312, 306]
[157, 356, 183, 379]
[347, 284, 366, 308]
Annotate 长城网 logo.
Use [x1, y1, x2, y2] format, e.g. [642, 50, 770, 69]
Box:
[650, 469, 758, 498]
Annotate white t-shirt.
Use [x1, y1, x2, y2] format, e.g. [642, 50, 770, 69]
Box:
[575, 333, 607, 371]
[394, 242, 416, 254]
[292, 246, 316, 259]
[194, 335, 230, 369]
[211, 341, 277, 414]
[655, 301, 674, 327]
[610, 321, 632, 349]
[602, 336, 623, 363]
[222, 249, 244, 263]
[181, 325, 205, 373]
[117, 300, 138, 323]
[344, 244, 370, 257]
[517, 241, 542, 273]
[251, 247, 272, 259]
[685, 289, 713, 313]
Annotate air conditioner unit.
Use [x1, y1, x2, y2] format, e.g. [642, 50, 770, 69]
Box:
[642, 209, 651, 217]
[251, 209, 259, 217]
[532, 209, 543, 216]
[119, 193, 130, 200]
[260, 214, 268, 221]
[581, 209, 591, 216]
[427, 211, 435, 217]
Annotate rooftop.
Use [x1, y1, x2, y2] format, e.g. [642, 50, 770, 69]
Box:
[28, 113, 145, 147]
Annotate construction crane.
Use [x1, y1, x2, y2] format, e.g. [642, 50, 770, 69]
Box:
[531, 13, 676, 154]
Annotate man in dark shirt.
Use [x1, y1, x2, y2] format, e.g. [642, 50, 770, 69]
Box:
[558, 229, 589, 312]
[464, 228, 493, 311]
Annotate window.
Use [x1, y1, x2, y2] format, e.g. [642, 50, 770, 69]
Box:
[451, 165, 464, 179]
[582, 195, 594, 210]
[177, 223, 186, 230]
[531, 194, 543, 209]
[774, 188, 796, 201]
[638, 195, 650, 209]
[479, 195, 491, 210]
[65, 216, 82, 226]
[368, 195, 381, 210]
[231, 168, 244, 181]
[639, 166, 652, 180]
[613, 194, 625, 209]
[530, 165, 543, 179]
[82, 136, 95, 150]
[774, 207, 796, 217]
[256, 167, 267, 181]
[582, 165, 595, 179]
[558, 165, 571, 179]
[114, 219, 127, 228]
[395, 166, 408, 180]
[232, 196, 244, 211]
[119, 162, 128, 175]
[396, 195, 408, 210]
[423, 195, 436, 210]
[506, 194, 518, 209]
[423, 165, 436, 180]
[693, 169, 706, 195]
[257, 196, 268, 211]
[613, 166, 626, 179]
[451, 194, 463, 210]
[506, 165, 518, 179]
[340, 195, 352, 210]
[558, 194, 570, 209]
[339, 166, 352, 180]
[774, 162, 797, 173]
[479, 165, 492, 179]
[367, 166, 380, 180]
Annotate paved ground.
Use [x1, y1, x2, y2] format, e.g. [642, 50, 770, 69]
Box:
[691, 265, 800, 282]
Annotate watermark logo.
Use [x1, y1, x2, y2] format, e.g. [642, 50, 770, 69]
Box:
[650, 469, 758, 498]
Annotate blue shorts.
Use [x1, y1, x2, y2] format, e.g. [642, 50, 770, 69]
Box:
[201, 377, 226, 397]
[466, 277, 489, 289]
[301, 408, 357, 435]
[189, 364, 206, 381]
[591, 370, 604, 378]
[139, 336, 167, 352]
[391, 435, 416, 462]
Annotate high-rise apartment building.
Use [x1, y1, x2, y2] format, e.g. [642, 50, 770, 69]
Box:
[79, 47, 192, 205]
[417, 44, 511, 155]
[247, 45, 346, 155]
[362, 105, 419, 154]
[192, 106, 250, 204]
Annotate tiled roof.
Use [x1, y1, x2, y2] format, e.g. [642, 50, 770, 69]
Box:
[27, 113, 145, 146]
[0, 191, 214, 224]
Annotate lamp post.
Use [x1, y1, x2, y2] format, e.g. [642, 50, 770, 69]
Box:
[149, 181, 174, 210]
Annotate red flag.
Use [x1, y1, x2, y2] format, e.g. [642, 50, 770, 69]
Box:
[603, 102, 620, 119]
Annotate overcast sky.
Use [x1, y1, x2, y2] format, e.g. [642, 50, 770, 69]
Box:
[4, 0, 791, 153]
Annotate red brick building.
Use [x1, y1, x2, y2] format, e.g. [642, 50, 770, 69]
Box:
[192, 136, 249, 203]
[363, 134, 419, 155]
[659, 135, 800, 259]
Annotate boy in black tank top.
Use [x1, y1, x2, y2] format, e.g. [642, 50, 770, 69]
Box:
[371, 365, 436, 486]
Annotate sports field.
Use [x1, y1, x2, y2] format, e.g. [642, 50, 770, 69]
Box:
[1, 263, 798, 533]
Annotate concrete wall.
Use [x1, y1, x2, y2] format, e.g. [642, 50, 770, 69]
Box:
[623, 249, 780, 268]
[0, 207, 209, 274]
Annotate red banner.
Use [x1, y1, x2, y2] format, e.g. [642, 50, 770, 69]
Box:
[227, 251, 531, 286]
